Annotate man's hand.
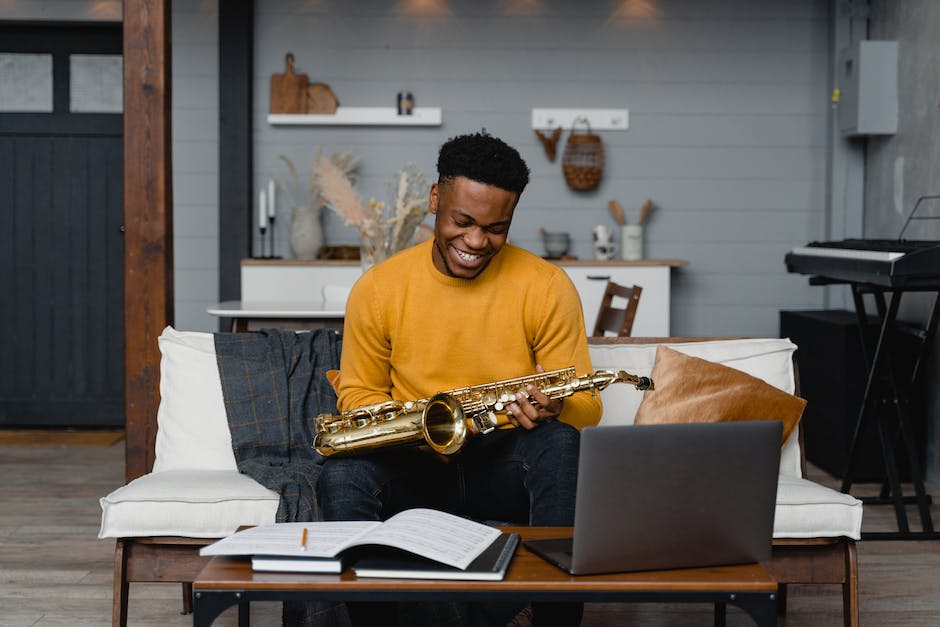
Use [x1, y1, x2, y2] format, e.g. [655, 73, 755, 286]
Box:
[505, 364, 563, 430]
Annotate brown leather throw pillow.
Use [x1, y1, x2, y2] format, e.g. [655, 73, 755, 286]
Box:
[634, 345, 805, 446]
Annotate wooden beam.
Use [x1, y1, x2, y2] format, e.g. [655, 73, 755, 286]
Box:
[123, 0, 173, 482]
[219, 0, 254, 311]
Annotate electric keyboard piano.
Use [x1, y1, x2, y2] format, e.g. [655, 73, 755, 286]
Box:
[785, 239, 940, 288]
[786, 237, 940, 540]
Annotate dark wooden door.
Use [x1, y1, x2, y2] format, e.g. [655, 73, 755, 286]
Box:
[0, 23, 124, 426]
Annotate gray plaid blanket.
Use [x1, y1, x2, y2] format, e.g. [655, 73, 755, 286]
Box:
[215, 328, 350, 626]
[213, 328, 341, 523]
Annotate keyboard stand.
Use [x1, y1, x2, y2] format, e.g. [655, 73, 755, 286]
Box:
[832, 281, 940, 540]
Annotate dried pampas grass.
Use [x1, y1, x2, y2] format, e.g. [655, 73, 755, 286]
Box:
[278, 149, 361, 216]
[316, 154, 369, 228]
[313, 154, 431, 266]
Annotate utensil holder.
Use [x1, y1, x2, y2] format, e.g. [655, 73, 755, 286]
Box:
[621, 225, 643, 261]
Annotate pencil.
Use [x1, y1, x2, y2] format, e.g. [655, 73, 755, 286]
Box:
[300, 527, 308, 551]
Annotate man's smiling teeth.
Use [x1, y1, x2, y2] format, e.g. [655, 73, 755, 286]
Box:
[454, 249, 482, 263]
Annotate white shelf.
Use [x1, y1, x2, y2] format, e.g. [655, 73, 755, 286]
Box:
[268, 107, 442, 127]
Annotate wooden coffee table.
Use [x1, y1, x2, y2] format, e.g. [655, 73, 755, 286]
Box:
[192, 527, 778, 626]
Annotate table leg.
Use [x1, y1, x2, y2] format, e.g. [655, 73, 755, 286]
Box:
[732, 592, 777, 627]
[192, 590, 241, 627]
[238, 599, 249, 627]
[713, 601, 726, 627]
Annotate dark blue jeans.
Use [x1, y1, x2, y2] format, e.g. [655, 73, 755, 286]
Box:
[317, 420, 580, 526]
[317, 421, 583, 626]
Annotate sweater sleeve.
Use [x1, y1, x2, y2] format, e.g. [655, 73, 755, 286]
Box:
[336, 272, 395, 411]
[532, 270, 603, 430]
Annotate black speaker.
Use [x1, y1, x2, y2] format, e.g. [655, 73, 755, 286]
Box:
[780, 309, 927, 482]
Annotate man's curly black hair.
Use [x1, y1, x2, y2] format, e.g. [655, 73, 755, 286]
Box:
[436, 132, 530, 195]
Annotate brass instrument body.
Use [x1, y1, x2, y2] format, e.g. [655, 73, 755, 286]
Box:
[313, 367, 652, 457]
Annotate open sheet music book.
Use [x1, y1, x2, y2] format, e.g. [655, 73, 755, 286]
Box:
[199, 508, 517, 578]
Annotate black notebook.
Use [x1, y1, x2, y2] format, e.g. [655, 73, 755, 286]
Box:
[353, 532, 520, 581]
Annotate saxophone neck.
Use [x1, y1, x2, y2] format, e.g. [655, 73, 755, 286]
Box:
[582, 370, 654, 392]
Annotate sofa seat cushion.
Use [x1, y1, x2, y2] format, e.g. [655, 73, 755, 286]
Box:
[98, 470, 279, 539]
[773, 475, 863, 540]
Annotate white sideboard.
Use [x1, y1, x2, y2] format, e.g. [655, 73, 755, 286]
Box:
[241, 258, 687, 336]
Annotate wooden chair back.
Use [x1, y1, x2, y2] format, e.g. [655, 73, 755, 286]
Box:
[591, 281, 643, 337]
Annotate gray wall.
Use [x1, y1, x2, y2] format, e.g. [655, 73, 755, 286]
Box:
[865, 0, 940, 481]
[253, 0, 832, 338]
[171, 1, 220, 331]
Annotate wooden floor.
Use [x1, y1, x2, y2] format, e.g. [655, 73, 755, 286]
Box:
[1, 433, 939, 626]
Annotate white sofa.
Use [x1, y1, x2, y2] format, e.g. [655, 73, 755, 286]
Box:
[100, 329, 863, 626]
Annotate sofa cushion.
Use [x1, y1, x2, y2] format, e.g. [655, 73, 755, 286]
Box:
[152, 326, 238, 472]
[98, 470, 279, 539]
[773, 475, 863, 539]
[634, 346, 806, 446]
[588, 338, 803, 478]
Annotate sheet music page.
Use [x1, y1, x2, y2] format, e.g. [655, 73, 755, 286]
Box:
[346, 508, 501, 569]
[200, 521, 379, 558]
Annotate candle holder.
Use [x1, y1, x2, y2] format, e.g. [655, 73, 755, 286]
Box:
[267, 215, 281, 259]
[257, 225, 267, 259]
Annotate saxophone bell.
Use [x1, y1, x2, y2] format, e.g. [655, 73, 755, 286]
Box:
[422, 393, 468, 455]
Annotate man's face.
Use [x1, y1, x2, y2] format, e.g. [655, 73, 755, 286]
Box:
[429, 176, 518, 279]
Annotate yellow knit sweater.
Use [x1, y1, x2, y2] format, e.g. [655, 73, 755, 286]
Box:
[338, 239, 602, 429]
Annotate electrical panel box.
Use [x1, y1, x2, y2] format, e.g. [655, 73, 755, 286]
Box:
[838, 40, 898, 136]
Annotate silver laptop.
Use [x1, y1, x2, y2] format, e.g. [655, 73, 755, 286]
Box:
[525, 421, 781, 575]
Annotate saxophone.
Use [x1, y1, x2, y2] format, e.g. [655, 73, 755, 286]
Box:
[313, 367, 653, 457]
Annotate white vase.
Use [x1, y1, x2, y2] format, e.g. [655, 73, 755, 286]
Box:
[290, 205, 323, 260]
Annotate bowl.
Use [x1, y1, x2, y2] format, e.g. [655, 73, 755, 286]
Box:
[543, 232, 571, 258]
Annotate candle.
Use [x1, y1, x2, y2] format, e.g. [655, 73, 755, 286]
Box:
[268, 179, 276, 219]
[258, 189, 267, 230]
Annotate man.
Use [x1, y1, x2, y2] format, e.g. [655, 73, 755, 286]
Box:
[318, 132, 600, 626]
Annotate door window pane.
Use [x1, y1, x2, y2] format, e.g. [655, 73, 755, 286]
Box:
[70, 54, 123, 113]
[0, 53, 53, 112]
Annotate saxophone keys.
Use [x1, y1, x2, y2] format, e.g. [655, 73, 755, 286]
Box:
[472, 411, 499, 435]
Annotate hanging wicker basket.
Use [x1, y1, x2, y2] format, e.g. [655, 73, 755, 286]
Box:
[562, 118, 604, 191]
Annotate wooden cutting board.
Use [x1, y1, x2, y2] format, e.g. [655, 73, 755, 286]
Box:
[269, 53, 308, 114]
[306, 82, 339, 114]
